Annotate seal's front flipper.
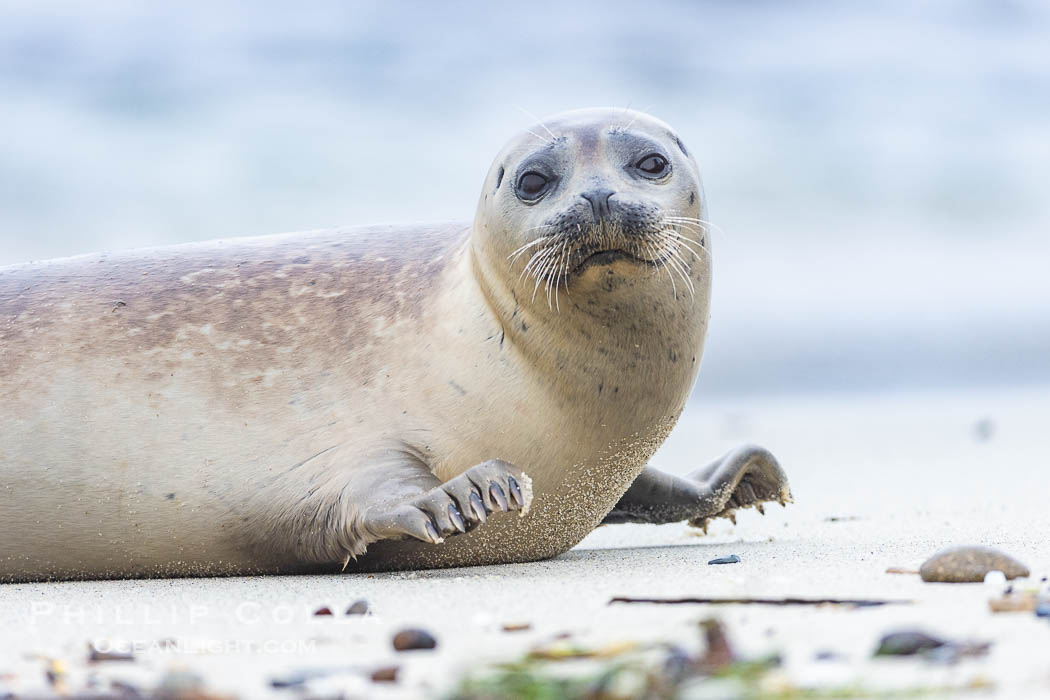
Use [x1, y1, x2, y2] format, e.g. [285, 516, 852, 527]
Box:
[601, 445, 790, 529]
[362, 459, 532, 545]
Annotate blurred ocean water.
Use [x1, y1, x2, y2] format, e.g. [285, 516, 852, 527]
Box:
[0, 0, 1047, 395]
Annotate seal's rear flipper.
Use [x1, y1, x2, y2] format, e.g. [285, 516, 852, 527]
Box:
[601, 444, 791, 529]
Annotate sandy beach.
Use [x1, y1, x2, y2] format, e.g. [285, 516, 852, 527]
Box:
[2, 385, 1047, 698]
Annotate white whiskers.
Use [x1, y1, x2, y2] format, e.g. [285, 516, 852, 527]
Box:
[509, 215, 714, 311]
[663, 214, 726, 244]
[522, 127, 552, 145]
[515, 106, 558, 144]
[508, 235, 553, 265]
[621, 104, 654, 132]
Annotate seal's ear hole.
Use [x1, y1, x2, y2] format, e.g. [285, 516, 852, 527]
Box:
[496, 166, 505, 189]
[675, 136, 689, 157]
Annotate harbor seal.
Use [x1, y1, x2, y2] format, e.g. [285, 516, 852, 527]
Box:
[0, 108, 790, 582]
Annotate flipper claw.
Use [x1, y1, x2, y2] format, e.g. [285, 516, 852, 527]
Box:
[490, 483, 509, 512]
[424, 521, 443, 544]
[469, 492, 487, 523]
[508, 476, 523, 507]
[448, 504, 466, 533]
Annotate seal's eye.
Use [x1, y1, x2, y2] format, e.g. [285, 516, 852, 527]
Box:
[636, 154, 670, 178]
[516, 171, 550, 199]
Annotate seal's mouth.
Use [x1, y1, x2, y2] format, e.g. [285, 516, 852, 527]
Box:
[511, 208, 701, 308]
[573, 249, 663, 274]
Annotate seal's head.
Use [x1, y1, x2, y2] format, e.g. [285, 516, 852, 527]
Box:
[474, 108, 709, 310]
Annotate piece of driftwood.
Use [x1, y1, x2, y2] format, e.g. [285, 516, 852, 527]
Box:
[609, 596, 910, 607]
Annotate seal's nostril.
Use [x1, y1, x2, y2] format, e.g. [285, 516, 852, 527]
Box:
[580, 189, 615, 221]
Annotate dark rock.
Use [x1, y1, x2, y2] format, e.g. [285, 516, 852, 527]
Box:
[393, 628, 437, 651]
[345, 600, 370, 616]
[270, 673, 309, 689]
[370, 666, 399, 683]
[919, 546, 1029, 583]
[313, 606, 333, 616]
[708, 555, 741, 565]
[875, 630, 946, 656]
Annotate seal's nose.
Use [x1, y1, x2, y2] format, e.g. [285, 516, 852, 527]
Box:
[580, 189, 615, 222]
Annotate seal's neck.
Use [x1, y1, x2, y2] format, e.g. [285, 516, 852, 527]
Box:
[468, 235, 708, 430]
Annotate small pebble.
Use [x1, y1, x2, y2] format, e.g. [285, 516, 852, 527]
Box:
[501, 622, 531, 632]
[392, 628, 437, 651]
[370, 666, 399, 683]
[313, 606, 333, 616]
[345, 600, 370, 616]
[708, 555, 741, 565]
[919, 546, 1029, 583]
[270, 673, 310, 689]
[814, 650, 844, 662]
[874, 630, 946, 656]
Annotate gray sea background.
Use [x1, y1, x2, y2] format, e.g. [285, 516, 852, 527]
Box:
[1, 0, 1047, 398]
